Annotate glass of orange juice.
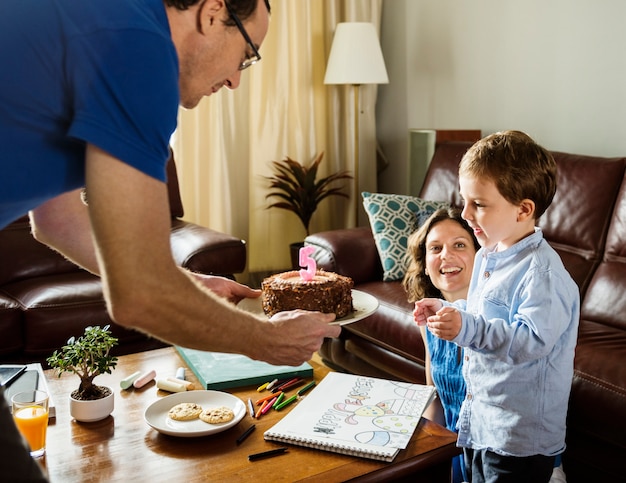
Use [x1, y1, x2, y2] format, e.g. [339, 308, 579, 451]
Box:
[12, 390, 49, 458]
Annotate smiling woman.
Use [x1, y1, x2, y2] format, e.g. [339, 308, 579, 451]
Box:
[403, 207, 478, 483]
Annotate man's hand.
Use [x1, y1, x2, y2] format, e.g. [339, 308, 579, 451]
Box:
[251, 310, 341, 366]
[188, 272, 260, 304]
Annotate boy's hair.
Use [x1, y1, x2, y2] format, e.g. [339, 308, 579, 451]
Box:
[403, 207, 480, 302]
[459, 130, 557, 219]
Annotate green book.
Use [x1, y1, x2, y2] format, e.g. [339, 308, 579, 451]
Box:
[175, 346, 313, 391]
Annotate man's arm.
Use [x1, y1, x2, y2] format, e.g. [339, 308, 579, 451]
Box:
[29, 189, 100, 274]
[37, 144, 339, 365]
[31, 198, 261, 304]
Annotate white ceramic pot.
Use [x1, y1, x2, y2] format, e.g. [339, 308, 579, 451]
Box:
[69, 387, 114, 422]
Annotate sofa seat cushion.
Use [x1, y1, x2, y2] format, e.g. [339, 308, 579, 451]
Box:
[0, 293, 22, 357]
[347, 281, 423, 365]
[1, 272, 157, 358]
[566, 320, 626, 477]
[321, 333, 426, 383]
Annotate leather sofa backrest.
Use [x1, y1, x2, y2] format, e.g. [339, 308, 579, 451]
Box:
[419, 142, 469, 208]
[0, 217, 80, 286]
[420, 141, 626, 296]
[0, 151, 186, 286]
[581, 175, 626, 331]
[539, 152, 626, 294]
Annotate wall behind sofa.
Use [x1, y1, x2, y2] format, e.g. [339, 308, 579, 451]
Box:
[377, 0, 626, 195]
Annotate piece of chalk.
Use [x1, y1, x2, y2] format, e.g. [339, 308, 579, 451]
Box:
[120, 371, 141, 390]
[156, 378, 187, 393]
[175, 367, 185, 380]
[133, 369, 157, 388]
[166, 377, 194, 390]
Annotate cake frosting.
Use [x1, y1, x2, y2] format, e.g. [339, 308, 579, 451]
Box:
[261, 269, 353, 318]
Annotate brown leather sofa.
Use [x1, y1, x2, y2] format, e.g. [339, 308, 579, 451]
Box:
[306, 142, 626, 482]
[0, 152, 247, 365]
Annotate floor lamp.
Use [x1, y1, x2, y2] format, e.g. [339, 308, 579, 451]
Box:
[324, 22, 389, 225]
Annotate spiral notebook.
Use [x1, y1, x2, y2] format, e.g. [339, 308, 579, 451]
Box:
[264, 372, 436, 462]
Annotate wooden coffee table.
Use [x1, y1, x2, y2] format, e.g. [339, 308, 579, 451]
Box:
[39, 347, 459, 482]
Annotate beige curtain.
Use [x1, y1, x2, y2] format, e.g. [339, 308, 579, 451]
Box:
[171, 0, 383, 280]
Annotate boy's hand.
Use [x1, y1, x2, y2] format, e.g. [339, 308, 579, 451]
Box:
[413, 298, 443, 326]
[427, 306, 462, 341]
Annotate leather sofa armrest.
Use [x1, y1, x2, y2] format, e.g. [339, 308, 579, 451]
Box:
[169, 219, 246, 277]
[305, 227, 383, 284]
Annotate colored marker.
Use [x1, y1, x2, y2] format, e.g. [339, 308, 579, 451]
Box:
[273, 377, 301, 393]
[272, 392, 285, 409]
[261, 397, 277, 415]
[297, 380, 316, 396]
[275, 394, 298, 411]
[255, 400, 269, 419]
[256, 391, 282, 405]
[277, 378, 305, 393]
[248, 447, 288, 461]
[236, 424, 256, 445]
[266, 378, 279, 391]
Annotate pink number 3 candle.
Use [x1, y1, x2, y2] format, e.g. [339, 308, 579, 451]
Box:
[299, 246, 317, 281]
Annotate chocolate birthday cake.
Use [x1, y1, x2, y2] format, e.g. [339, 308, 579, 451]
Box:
[261, 269, 354, 318]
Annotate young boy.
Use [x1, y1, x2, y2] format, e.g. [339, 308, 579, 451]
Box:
[414, 131, 579, 483]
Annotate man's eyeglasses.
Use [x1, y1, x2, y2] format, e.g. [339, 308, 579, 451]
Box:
[225, 1, 261, 70]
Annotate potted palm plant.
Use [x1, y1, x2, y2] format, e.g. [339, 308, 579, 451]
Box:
[265, 152, 352, 267]
[47, 325, 118, 422]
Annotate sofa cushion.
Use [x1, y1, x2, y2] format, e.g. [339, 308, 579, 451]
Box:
[362, 192, 448, 281]
[1, 272, 158, 359]
[567, 319, 626, 477]
[306, 227, 382, 284]
[538, 152, 625, 294]
[0, 218, 81, 286]
[169, 219, 247, 276]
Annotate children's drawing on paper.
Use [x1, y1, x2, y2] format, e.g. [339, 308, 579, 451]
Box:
[312, 376, 434, 449]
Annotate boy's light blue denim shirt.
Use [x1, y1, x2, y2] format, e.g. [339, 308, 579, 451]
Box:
[451, 228, 580, 457]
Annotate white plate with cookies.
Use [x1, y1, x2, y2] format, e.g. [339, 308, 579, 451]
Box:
[238, 289, 379, 326]
[144, 390, 246, 437]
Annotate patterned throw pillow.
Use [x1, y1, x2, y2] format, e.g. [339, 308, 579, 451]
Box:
[362, 192, 449, 281]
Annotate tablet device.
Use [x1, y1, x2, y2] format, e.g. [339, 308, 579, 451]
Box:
[0, 365, 27, 387]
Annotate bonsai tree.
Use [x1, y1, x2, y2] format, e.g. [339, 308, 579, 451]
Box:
[47, 325, 118, 401]
[265, 151, 352, 236]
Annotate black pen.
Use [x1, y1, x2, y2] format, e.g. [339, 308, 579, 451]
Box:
[236, 424, 256, 445]
[248, 447, 288, 461]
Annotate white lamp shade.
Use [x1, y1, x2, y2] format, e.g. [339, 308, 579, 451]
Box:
[324, 22, 389, 85]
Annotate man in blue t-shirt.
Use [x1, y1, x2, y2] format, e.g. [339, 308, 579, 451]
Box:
[0, 1, 341, 479]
